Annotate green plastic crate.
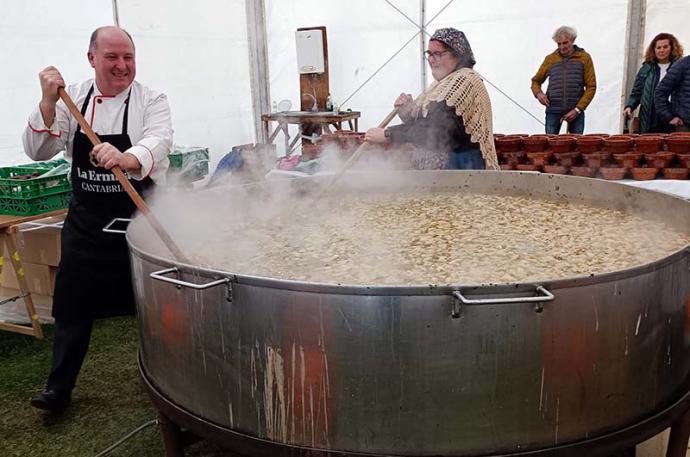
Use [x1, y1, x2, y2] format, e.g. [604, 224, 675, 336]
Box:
[0, 164, 71, 216]
[168, 147, 209, 182]
[0, 191, 72, 216]
[20, 158, 69, 170]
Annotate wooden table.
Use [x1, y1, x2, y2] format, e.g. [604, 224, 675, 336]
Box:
[0, 209, 67, 339]
[261, 111, 361, 155]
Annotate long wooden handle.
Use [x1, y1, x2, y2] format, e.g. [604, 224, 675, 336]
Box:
[58, 87, 190, 263]
[312, 107, 400, 202]
[338, 107, 399, 173]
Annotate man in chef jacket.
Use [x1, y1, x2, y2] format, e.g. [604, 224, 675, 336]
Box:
[22, 25, 173, 411]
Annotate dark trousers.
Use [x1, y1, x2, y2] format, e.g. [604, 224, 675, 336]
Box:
[545, 111, 585, 134]
[448, 148, 486, 169]
[46, 318, 94, 392]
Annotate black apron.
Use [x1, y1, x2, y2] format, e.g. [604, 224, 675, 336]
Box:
[52, 86, 152, 320]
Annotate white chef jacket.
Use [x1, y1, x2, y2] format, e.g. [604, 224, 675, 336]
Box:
[22, 79, 173, 184]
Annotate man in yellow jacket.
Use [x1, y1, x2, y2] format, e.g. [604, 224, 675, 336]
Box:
[531, 26, 597, 134]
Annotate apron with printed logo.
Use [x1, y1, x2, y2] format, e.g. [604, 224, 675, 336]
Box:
[52, 85, 152, 319]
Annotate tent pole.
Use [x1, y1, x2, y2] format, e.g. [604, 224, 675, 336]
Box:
[111, 0, 120, 27]
[621, 0, 646, 133]
[419, 0, 427, 92]
[246, 0, 271, 144]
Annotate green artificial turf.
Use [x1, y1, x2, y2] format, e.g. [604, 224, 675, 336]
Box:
[0, 317, 231, 457]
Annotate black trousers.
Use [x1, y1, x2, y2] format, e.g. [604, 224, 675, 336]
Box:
[46, 318, 94, 392]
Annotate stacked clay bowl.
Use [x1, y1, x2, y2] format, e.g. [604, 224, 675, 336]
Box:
[548, 136, 576, 153]
[613, 152, 643, 169]
[543, 164, 569, 174]
[631, 167, 659, 180]
[664, 168, 690, 179]
[570, 166, 597, 178]
[523, 135, 548, 152]
[582, 151, 610, 169]
[338, 131, 366, 151]
[635, 136, 664, 154]
[576, 136, 603, 154]
[495, 135, 523, 153]
[600, 166, 627, 180]
[526, 151, 553, 166]
[604, 136, 634, 154]
[645, 152, 674, 169]
[666, 133, 690, 154]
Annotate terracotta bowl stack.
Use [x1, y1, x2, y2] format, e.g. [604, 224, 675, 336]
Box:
[570, 166, 597, 178]
[548, 136, 576, 153]
[543, 164, 569, 174]
[666, 133, 690, 154]
[338, 131, 365, 151]
[523, 135, 548, 152]
[576, 136, 603, 154]
[645, 152, 674, 169]
[604, 135, 634, 154]
[495, 135, 523, 153]
[613, 152, 643, 169]
[600, 166, 627, 180]
[495, 134, 527, 168]
[635, 136, 664, 154]
[630, 167, 659, 180]
[582, 151, 611, 169]
[526, 151, 553, 166]
[493, 132, 690, 180]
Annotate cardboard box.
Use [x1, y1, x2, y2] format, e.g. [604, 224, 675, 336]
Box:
[19, 228, 62, 266]
[2, 216, 63, 267]
[1, 261, 57, 296]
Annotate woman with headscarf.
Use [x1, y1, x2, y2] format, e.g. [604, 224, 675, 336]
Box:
[624, 33, 684, 133]
[365, 28, 498, 170]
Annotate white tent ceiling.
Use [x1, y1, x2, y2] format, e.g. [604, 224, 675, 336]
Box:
[1, 1, 689, 169]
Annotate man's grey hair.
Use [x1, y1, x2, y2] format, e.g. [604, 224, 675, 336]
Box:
[552, 26, 577, 42]
[88, 26, 135, 52]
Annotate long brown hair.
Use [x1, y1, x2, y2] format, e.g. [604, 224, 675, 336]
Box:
[644, 33, 684, 63]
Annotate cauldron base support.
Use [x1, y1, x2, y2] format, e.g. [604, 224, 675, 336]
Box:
[158, 412, 203, 457]
[667, 407, 690, 457]
[140, 357, 690, 457]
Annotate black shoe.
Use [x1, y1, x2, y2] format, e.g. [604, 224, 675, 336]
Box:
[30, 388, 71, 411]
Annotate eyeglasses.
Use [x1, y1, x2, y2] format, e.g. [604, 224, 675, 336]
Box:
[425, 50, 450, 60]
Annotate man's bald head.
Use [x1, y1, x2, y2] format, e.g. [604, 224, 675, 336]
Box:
[88, 26, 135, 53]
[87, 26, 136, 95]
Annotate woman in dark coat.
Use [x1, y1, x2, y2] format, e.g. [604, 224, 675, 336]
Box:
[365, 28, 498, 170]
[624, 33, 684, 133]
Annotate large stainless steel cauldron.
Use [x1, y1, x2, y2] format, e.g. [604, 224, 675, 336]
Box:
[127, 171, 690, 456]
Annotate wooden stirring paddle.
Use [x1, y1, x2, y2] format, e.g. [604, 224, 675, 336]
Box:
[58, 87, 189, 263]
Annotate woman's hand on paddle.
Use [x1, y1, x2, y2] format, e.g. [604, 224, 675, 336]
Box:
[365, 128, 387, 144]
[394, 93, 415, 120]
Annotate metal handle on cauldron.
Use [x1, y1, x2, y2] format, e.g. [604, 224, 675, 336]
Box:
[102, 218, 132, 234]
[453, 286, 554, 305]
[451, 286, 554, 317]
[150, 267, 230, 290]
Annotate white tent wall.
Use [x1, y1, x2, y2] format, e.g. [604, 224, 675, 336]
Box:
[116, 0, 255, 170]
[265, 0, 423, 156]
[3, 1, 689, 170]
[427, 0, 629, 135]
[0, 1, 113, 166]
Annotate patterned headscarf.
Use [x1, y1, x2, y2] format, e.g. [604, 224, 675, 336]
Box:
[430, 28, 476, 69]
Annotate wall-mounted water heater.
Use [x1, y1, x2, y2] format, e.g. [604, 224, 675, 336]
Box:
[296, 29, 325, 74]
